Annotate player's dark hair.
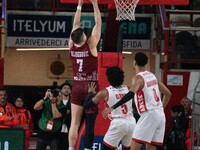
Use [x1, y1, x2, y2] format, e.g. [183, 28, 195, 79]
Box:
[134, 52, 148, 67]
[106, 66, 124, 87]
[71, 28, 85, 44]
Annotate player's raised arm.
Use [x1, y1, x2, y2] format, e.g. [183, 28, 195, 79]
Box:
[83, 82, 107, 109]
[88, 0, 102, 57]
[68, 0, 83, 48]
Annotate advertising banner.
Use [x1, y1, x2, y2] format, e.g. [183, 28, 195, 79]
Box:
[0, 129, 25, 150]
[7, 12, 153, 50]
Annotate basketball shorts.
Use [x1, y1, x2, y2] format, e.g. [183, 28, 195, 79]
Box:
[103, 116, 136, 148]
[71, 81, 99, 114]
[132, 108, 165, 146]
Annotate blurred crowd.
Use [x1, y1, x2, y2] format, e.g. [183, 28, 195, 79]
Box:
[0, 81, 72, 150]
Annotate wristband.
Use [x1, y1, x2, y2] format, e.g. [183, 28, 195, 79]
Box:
[77, 5, 82, 10]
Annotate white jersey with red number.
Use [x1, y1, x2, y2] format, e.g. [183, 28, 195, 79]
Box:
[106, 85, 133, 119]
[135, 70, 163, 115]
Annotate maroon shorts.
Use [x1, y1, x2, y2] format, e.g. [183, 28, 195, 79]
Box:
[71, 81, 99, 114]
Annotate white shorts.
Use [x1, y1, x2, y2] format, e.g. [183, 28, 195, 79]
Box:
[103, 116, 136, 149]
[132, 109, 166, 146]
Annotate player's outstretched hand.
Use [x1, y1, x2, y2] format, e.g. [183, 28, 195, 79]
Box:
[102, 107, 113, 119]
[88, 82, 97, 94]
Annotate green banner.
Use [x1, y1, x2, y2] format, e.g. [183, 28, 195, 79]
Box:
[0, 129, 25, 150]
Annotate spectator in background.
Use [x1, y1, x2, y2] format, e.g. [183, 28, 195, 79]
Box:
[57, 82, 72, 150]
[13, 96, 34, 150]
[0, 87, 19, 128]
[181, 97, 192, 124]
[33, 89, 63, 150]
[166, 104, 188, 150]
[180, 97, 197, 150]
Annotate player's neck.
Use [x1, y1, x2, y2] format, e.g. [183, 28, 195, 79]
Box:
[135, 67, 145, 74]
[74, 43, 83, 47]
[74, 41, 86, 47]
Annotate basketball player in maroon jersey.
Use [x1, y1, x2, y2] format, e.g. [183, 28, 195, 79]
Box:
[68, 0, 102, 150]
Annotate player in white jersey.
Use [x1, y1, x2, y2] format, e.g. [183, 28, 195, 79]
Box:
[135, 71, 163, 114]
[84, 66, 136, 150]
[102, 52, 172, 150]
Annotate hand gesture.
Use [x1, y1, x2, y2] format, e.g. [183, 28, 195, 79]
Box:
[102, 107, 113, 119]
[88, 82, 97, 94]
[44, 89, 51, 100]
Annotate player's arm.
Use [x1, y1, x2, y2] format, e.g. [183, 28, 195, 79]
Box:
[83, 82, 107, 109]
[87, 0, 102, 57]
[68, 0, 83, 48]
[112, 75, 142, 109]
[84, 89, 107, 109]
[158, 81, 172, 108]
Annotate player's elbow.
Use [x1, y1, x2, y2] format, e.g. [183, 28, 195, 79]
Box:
[168, 90, 172, 98]
[166, 91, 172, 101]
[95, 20, 102, 28]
